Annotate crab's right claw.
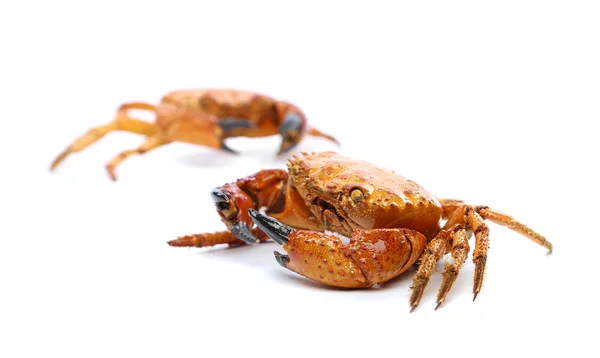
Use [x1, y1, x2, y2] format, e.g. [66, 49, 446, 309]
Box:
[211, 187, 258, 244]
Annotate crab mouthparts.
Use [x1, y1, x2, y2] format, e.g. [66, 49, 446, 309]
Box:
[248, 209, 294, 245]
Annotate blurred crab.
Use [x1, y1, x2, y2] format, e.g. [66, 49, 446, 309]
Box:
[50, 89, 338, 180]
[169, 152, 552, 311]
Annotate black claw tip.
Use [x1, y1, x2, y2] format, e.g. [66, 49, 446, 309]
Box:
[248, 209, 293, 245]
[473, 292, 479, 302]
[274, 251, 290, 268]
[410, 305, 418, 313]
[278, 113, 303, 135]
[211, 189, 228, 203]
[220, 142, 239, 154]
[229, 221, 259, 245]
[211, 189, 230, 210]
[435, 302, 443, 311]
[277, 112, 304, 155]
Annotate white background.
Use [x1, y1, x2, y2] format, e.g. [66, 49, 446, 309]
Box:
[1, 1, 599, 357]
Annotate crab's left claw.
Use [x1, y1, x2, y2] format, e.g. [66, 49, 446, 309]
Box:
[211, 187, 258, 244]
[277, 112, 306, 155]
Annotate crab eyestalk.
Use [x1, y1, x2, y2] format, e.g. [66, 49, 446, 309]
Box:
[211, 187, 258, 244]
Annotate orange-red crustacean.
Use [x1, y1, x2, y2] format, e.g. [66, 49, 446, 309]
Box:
[169, 151, 553, 311]
[50, 89, 338, 180]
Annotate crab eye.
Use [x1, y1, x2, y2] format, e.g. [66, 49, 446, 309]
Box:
[350, 188, 364, 203]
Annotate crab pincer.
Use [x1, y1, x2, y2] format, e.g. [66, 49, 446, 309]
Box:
[249, 209, 427, 288]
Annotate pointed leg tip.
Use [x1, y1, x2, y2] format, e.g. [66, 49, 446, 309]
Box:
[473, 292, 479, 302]
[106, 168, 118, 181]
[50, 150, 69, 171]
[167, 240, 181, 247]
[167, 237, 193, 247]
[410, 304, 418, 313]
[167, 240, 179, 247]
[435, 301, 443, 310]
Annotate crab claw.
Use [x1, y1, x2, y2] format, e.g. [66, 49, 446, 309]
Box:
[248, 209, 293, 245]
[211, 186, 258, 244]
[277, 112, 306, 155]
[211, 188, 230, 210]
[247, 212, 429, 289]
[229, 221, 259, 244]
[274, 251, 290, 268]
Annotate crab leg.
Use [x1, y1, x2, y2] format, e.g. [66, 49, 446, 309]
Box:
[435, 201, 552, 306]
[466, 209, 490, 300]
[50, 102, 158, 171]
[435, 228, 469, 309]
[308, 128, 340, 145]
[168, 228, 268, 248]
[105, 135, 170, 181]
[479, 208, 553, 253]
[409, 231, 450, 312]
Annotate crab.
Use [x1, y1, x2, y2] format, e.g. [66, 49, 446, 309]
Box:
[168, 151, 552, 311]
[49, 89, 338, 180]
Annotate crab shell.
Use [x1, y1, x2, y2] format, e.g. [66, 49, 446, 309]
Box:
[287, 152, 443, 239]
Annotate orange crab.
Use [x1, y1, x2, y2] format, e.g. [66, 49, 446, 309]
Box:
[50, 89, 338, 180]
[168, 152, 552, 311]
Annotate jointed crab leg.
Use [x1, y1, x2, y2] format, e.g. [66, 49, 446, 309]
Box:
[307, 128, 340, 146]
[466, 208, 490, 301]
[168, 228, 268, 248]
[50, 102, 158, 171]
[436, 228, 469, 309]
[409, 231, 450, 312]
[105, 135, 170, 181]
[410, 201, 553, 311]
[479, 208, 553, 253]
